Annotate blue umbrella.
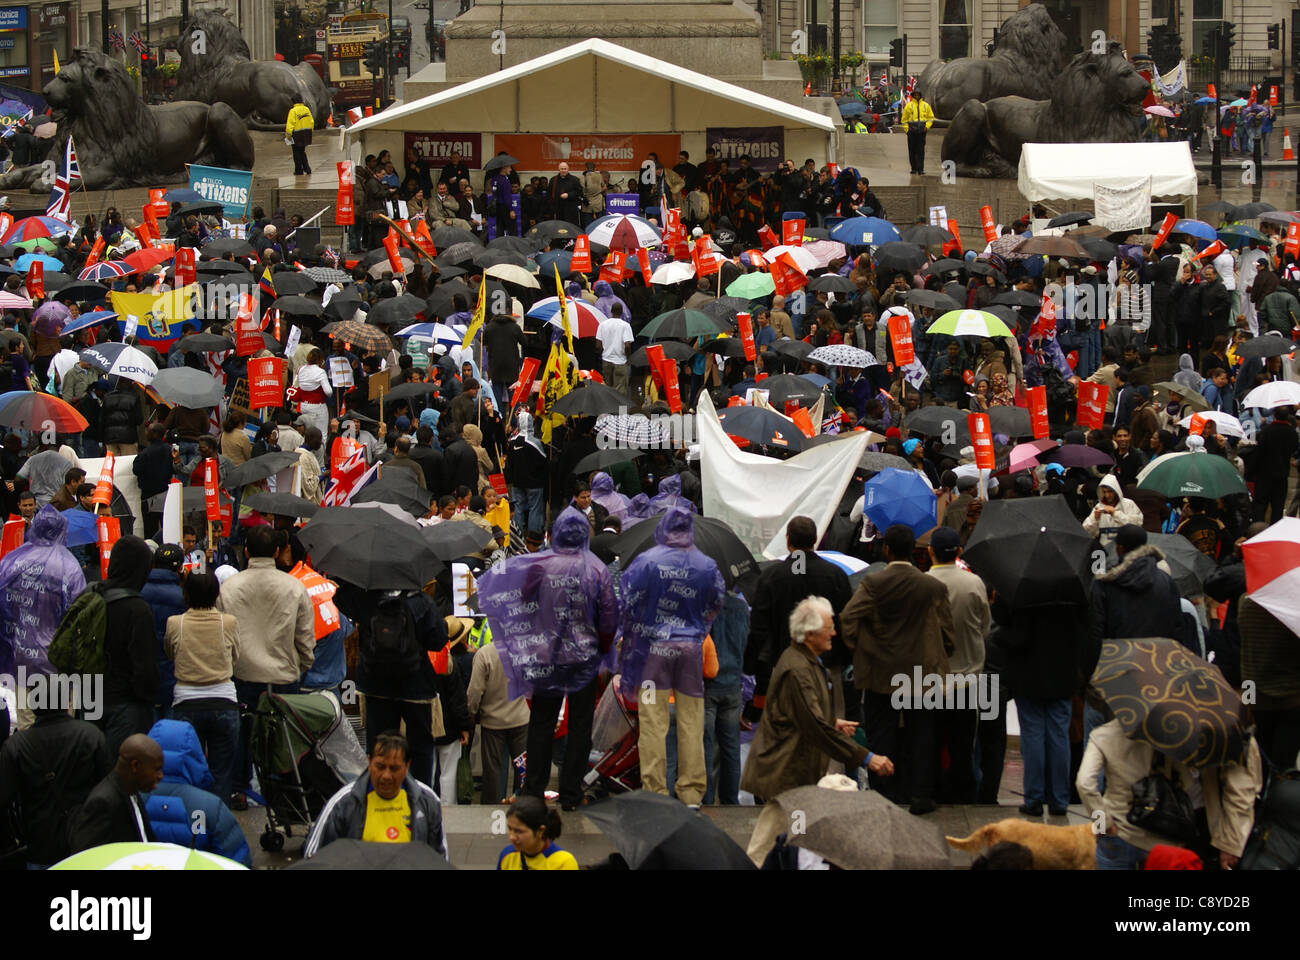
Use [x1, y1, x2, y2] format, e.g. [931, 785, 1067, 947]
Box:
[164, 188, 205, 203]
[61, 310, 118, 334]
[799, 372, 832, 389]
[861, 467, 938, 537]
[829, 216, 900, 247]
[839, 102, 868, 118]
[1173, 219, 1217, 243]
[14, 252, 62, 272]
[1195, 96, 1216, 104]
[60, 508, 98, 547]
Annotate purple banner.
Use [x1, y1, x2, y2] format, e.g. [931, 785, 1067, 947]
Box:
[705, 126, 786, 174]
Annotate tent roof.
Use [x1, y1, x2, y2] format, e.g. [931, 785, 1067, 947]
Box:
[1018, 142, 1197, 200]
[345, 37, 836, 136]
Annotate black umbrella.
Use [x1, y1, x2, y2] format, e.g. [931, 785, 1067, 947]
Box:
[174, 200, 225, 219]
[872, 242, 927, 273]
[921, 258, 966, 276]
[987, 405, 1032, 437]
[151, 368, 223, 408]
[272, 295, 323, 317]
[572, 447, 643, 475]
[435, 242, 481, 266]
[715, 405, 806, 451]
[429, 225, 481, 248]
[1233, 201, 1275, 219]
[583, 791, 755, 870]
[700, 337, 747, 359]
[760, 373, 822, 409]
[351, 475, 433, 518]
[196, 259, 253, 276]
[611, 514, 758, 588]
[55, 281, 112, 303]
[526, 220, 582, 243]
[1078, 237, 1118, 261]
[901, 405, 969, 438]
[487, 235, 538, 255]
[299, 507, 443, 590]
[202, 238, 254, 259]
[243, 491, 321, 519]
[900, 224, 953, 245]
[382, 381, 439, 404]
[1234, 334, 1296, 359]
[698, 297, 750, 324]
[992, 289, 1041, 308]
[902, 288, 962, 312]
[422, 520, 494, 561]
[367, 294, 426, 327]
[269, 271, 316, 296]
[225, 452, 303, 489]
[483, 153, 519, 174]
[146, 486, 221, 513]
[807, 274, 856, 293]
[473, 249, 530, 270]
[963, 496, 1095, 608]
[177, 332, 235, 353]
[964, 259, 1005, 281]
[768, 338, 814, 362]
[552, 382, 630, 417]
[289, 838, 455, 870]
[1046, 212, 1093, 228]
[427, 278, 506, 319]
[629, 341, 694, 366]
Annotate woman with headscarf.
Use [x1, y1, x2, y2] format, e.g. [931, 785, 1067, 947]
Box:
[461, 423, 496, 493]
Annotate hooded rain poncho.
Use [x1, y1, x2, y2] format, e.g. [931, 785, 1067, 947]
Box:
[476, 506, 619, 698]
[0, 505, 87, 674]
[590, 471, 630, 522]
[646, 472, 697, 515]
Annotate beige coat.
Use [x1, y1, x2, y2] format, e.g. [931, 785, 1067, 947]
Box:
[218, 557, 316, 684]
[296, 446, 323, 504]
[466, 641, 529, 729]
[164, 609, 241, 688]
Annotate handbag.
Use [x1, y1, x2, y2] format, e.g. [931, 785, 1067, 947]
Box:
[1127, 756, 1201, 843]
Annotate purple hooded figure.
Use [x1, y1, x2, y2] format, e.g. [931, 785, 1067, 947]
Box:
[476, 506, 619, 700]
[592, 280, 630, 322]
[647, 472, 697, 515]
[617, 506, 724, 805]
[0, 505, 87, 676]
[626, 493, 652, 520]
[589, 471, 630, 523]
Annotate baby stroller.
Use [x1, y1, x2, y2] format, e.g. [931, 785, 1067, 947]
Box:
[248, 690, 367, 852]
[583, 681, 641, 799]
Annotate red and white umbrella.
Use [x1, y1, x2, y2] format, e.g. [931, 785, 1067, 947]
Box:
[526, 297, 607, 338]
[586, 214, 662, 251]
[763, 244, 819, 273]
[1144, 105, 1175, 118]
[1243, 518, 1300, 637]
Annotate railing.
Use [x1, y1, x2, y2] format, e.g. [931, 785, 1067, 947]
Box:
[1187, 54, 1273, 88]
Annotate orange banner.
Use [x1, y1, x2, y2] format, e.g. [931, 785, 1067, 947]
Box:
[492, 134, 681, 172]
[887, 312, 915, 366]
[92, 452, 116, 506]
[979, 206, 997, 243]
[570, 235, 592, 273]
[968, 413, 995, 470]
[736, 312, 756, 363]
[1027, 385, 1049, 439]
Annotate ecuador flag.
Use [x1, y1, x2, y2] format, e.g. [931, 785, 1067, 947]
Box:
[110, 285, 200, 352]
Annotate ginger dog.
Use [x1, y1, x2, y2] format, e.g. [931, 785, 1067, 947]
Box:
[946, 819, 1097, 870]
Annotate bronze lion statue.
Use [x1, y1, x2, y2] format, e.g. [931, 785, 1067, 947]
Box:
[940, 44, 1150, 179]
[0, 47, 254, 191]
[919, 5, 1067, 120]
[174, 10, 331, 130]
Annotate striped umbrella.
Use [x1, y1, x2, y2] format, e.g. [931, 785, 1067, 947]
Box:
[586, 214, 662, 250]
[78, 260, 131, 281]
[0, 215, 74, 244]
[1243, 518, 1300, 638]
[526, 297, 607, 338]
[0, 391, 89, 431]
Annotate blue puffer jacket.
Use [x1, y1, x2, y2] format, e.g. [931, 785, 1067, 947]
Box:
[141, 569, 185, 710]
[144, 719, 252, 867]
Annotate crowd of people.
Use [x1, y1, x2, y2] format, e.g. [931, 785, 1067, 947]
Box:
[0, 150, 1295, 871]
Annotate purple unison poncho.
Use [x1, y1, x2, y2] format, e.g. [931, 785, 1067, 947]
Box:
[0, 505, 87, 675]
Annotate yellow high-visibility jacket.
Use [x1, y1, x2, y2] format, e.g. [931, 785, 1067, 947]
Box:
[285, 103, 314, 137]
[901, 98, 934, 130]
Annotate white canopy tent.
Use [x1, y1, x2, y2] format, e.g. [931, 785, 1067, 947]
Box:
[1018, 142, 1198, 201]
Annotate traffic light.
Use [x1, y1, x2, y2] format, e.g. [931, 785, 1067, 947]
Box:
[1218, 20, 1236, 65]
[139, 50, 155, 75]
[889, 38, 904, 68]
[1268, 22, 1280, 50]
[1147, 24, 1181, 72]
[392, 41, 405, 68]
[363, 41, 385, 75]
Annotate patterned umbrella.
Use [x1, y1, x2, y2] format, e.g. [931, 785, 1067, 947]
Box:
[329, 319, 392, 353]
[526, 297, 607, 338]
[595, 413, 674, 448]
[808, 344, 876, 368]
[586, 214, 662, 250]
[0, 391, 88, 431]
[80, 342, 157, 385]
[0, 215, 74, 244]
[304, 266, 351, 285]
[1091, 637, 1247, 768]
[78, 260, 131, 281]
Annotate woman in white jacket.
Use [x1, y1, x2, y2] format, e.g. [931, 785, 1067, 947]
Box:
[1082, 473, 1144, 541]
[291, 347, 333, 440]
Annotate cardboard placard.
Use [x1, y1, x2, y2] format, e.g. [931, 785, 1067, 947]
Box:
[570, 235, 592, 273]
[769, 252, 805, 297]
[644, 343, 667, 391]
[368, 367, 391, 401]
[328, 355, 354, 388]
[979, 205, 997, 243]
[176, 247, 196, 287]
[248, 356, 284, 412]
[968, 413, 995, 470]
[637, 247, 653, 286]
[148, 188, 170, 219]
[382, 234, 405, 276]
[692, 235, 719, 277]
[660, 354, 681, 413]
[887, 312, 915, 365]
[736, 312, 757, 362]
[228, 377, 250, 413]
[488, 472, 507, 495]
[756, 224, 778, 250]
[599, 250, 628, 284]
[1027, 385, 1050, 439]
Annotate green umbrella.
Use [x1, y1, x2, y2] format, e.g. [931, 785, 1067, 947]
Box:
[52, 842, 249, 870]
[640, 308, 729, 340]
[725, 272, 775, 299]
[12, 236, 56, 253]
[925, 309, 1013, 338]
[1137, 451, 1248, 499]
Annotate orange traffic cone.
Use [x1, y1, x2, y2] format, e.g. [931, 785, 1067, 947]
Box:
[1283, 128, 1295, 160]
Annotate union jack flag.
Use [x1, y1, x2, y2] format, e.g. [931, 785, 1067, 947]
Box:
[107, 28, 125, 51]
[877, 71, 888, 91]
[323, 245, 340, 269]
[129, 30, 147, 54]
[46, 137, 80, 222]
[906, 75, 917, 97]
[321, 447, 378, 506]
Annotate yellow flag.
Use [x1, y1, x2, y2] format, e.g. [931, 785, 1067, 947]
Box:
[460, 273, 487, 350]
[553, 264, 574, 357]
[535, 342, 571, 444]
[53, 50, 60, 74]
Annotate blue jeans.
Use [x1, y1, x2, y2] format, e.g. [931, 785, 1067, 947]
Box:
[173, 702, 240, 804]
[1078, 327, 1102, 380]
[103, 701, 157, 760]
[1016, 696, 1071, 810]
[1096, 834, 1146, 870]
[511, 486, 545, 537]
[703, 687, 742, 805]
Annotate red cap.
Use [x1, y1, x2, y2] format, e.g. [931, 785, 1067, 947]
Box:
[885, 427, 902, 439]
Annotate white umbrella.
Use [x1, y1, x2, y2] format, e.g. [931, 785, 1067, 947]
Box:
[651, 260, 696, 285]
[763, 244, 820, 273]
[79, 342, 157, 385]
[1243, 517, 1300, 638]
[586, 214, 662, 249]
[1241, 381, 1300, 409]
[802, 239, 849, 269]
[484, 263, 541, 289]
[1178, 411, 1244, 438]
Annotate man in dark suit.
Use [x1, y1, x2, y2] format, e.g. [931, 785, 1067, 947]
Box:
[68, 734, 164, 852]
[841, 524, 955, 814]
[746, 516, 853, 697]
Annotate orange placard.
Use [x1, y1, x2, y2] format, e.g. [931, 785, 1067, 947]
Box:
[412, 219, 435, 258]
[644, 342, 667, 391]
[790, 406, 816, 438]
[979, 205, 997, 243]
[203, 457, 222, 523]
[782, 218, 806, 246]
[942, 220, 964, 257]
[1269, 86, 1279, 107]
[1151, 212, 1179, 251]
[692, 235, 719, 277]
[1188, 413, 1207, 436]
[968, 413, 995, 470]
[756, 224, 778, 250]
[770, 252, 806, 297]
[637, 247, 653, 286]
[235, 293, 261, 357]
[1076, 381, 1108, 430]
[660, 354, 681, 413]
[247, 356, 285, 410]
[25, 260, 43, 300]
[330, 435, 364, 476]
[570, 235, 592, 273]
[1194, 239, 1226, 262]
[512, 356, 541, 411]
[97, 515, 121, 580]
[289, 562, 341, 641]
[1, 517, 24, 556]
[487, 473, 508, 495]
[176, 247, 196, 287]
[1027, 385, 1049, 439]
[1286, 222, 1300, 259]
[887, 312, 915, 366]
[84, 235, 105, 267]
[492, 134, 681, 173]
[736, 312, 757, 362]
[599, 250, 628, 284]
[148, 188, 170, 219]
[92, 453, 115, 507]
[382, 233, 405, 275]
[336, 187, 354, 226]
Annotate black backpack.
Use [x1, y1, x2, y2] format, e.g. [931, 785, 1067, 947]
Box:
[362, 592, 423, 678]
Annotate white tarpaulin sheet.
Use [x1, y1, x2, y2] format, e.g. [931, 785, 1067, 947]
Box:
[698, 392, 868, 559]
[1092, 178, 1151, 232]
[1018, 142, 1196, 201]
[79, 454, 143, 532]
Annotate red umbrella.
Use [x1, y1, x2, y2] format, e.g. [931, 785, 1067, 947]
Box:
[123, 247, 177, 273]
[0, 392, 89, 432]
[1, 215, 71, 244]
